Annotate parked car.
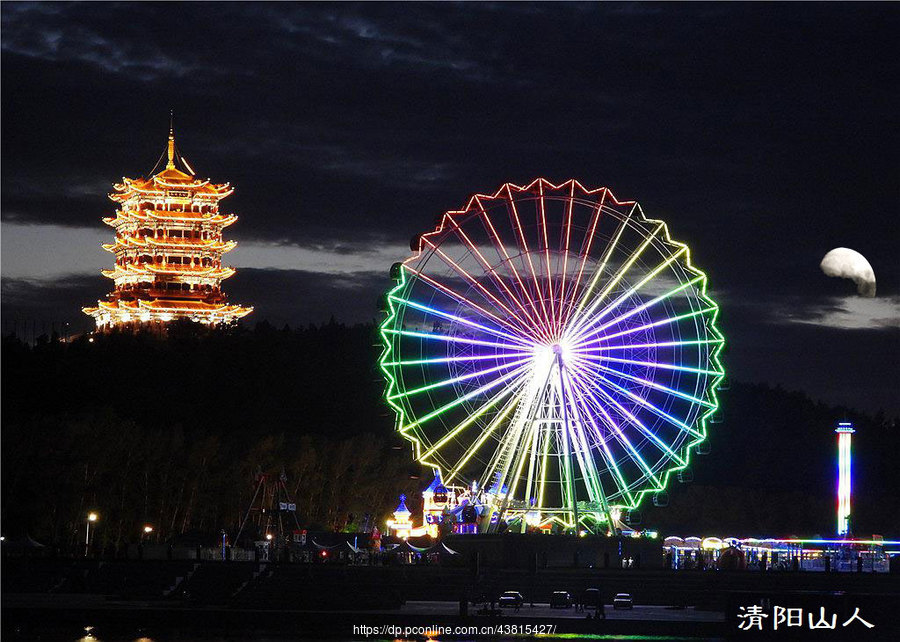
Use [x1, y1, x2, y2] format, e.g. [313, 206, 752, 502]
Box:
[613, 593, 633, 609]
[499, 591, 524, 608]
[550, 591, 573, 609]
[582, 587, 602, 609]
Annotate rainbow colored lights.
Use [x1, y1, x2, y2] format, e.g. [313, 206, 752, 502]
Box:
[836, 421, 855, 536]
[379, 179, 725, 531]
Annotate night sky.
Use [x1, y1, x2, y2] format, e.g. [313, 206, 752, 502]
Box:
[2, 3, 898, 413]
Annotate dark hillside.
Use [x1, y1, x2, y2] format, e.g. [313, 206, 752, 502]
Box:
[3, 322, 897, 549]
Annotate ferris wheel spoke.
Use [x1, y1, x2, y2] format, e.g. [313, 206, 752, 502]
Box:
[569, 225, 682, 340]
[564, 366, 660, 493]
[566, 360, 686, 468]
[445, 217, 549, 340]
[577, 358, 716, 409]
[418, 377, 525, 462]
[537, 182, 558, 334]
[484, 358, 558, 501]
[564, 371, 636, 506]
[400, 363, 532, 432]
[558, 369, 607, 507]
[555, 180, 577, 336]
[576, 338, 724, 353]
[505, 418, 540, 507]
[569, 357, 702, 438]
[569, 272, 702, 346]
[383, 328, 529, 352]
[580, 354, 724, 377]
[573, 213, 654, 325]
[444, 389, 524, 484]
[387, 356, 533, 401]
[562, 199, 628, 330]
[396, 275, 534, 346]
[382, 351, 534, 367]
[418, 235, 539, 338]
[574, 306, 718, 348]
[505, 184, 554, 335]
[474, 196, 549, 337]
[561, 189, 607, 327]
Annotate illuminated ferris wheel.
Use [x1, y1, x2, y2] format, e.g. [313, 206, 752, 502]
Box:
[379, 179, 725, 532]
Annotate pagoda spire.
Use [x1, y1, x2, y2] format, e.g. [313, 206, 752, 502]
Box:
[166, 110, 176, 170]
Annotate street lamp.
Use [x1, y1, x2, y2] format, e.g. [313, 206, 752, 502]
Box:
[142, 525, 153, 541]
[85, 512, 99, 556]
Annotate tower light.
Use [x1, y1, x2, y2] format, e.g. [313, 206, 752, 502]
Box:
[835, 421, 855, 537]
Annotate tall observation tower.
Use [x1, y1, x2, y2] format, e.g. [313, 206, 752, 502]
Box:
[83, 119, 252, 329]
[835, 421, 855, 537]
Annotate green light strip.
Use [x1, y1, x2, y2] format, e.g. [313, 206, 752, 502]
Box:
[445, 390, 522, 484]
[400, 364, 529, 432]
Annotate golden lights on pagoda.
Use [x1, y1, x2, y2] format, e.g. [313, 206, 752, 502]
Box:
[83, 121, 252, 329]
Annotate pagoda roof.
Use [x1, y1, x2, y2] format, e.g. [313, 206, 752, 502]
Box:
[111, 174, 233, 199]
[84, 298, 252, 317]
[102, 264, 236, 279]
[102, 237, 236, 253]
[103, 210, 238, 226]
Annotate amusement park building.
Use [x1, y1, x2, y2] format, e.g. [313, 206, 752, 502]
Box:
[83, 123, 252, 329]
[663, 535, 898, 573]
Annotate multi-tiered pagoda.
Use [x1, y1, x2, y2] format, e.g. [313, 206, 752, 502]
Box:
[84, 124, 252, 329]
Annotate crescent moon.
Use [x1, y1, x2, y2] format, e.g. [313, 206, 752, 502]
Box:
[820, 247, 876, 297]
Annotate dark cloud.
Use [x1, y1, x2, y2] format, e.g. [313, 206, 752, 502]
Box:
[1, 274, 104, 336]
[2, 2, 898, 412]
[226, 267, 388, 328]
[1, 267, 391, 336]
[721, 296, 900, 415]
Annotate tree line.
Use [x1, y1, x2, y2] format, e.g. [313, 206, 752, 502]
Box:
[3, 321, 898, 548]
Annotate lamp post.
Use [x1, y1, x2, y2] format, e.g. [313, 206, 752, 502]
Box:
[264, 532, 273, 561]
[85, 512, 98, 556]
[142, 525, 154, 540]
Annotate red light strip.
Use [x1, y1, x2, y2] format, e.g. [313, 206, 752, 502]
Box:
[506, 183, 553, 338]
